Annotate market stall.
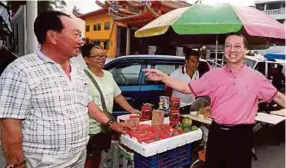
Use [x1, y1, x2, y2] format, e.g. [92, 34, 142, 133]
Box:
[116, 97, 203, 168]
[119, 115, 202, 167]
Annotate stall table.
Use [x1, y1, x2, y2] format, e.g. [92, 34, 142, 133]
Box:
[118, 114, 202, 168]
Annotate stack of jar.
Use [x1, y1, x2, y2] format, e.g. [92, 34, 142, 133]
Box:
[169, 97, 180, 127]
[140, 104, 153, 121]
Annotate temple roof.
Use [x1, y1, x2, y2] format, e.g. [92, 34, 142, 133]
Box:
[79, 8, 107, 19]
[93, 0, 191, 27]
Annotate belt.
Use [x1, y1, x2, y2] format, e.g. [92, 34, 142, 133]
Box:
[212, 121, 253, 131]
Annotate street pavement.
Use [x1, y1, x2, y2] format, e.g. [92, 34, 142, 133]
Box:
[252, 142, 285, 168]
[252, 121, 285, 168]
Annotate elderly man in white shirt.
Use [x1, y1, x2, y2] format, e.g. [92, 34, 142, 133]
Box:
[0, 11, 129, 168]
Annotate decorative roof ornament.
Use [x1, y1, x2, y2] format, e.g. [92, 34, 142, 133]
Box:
[101, 0, 190, 27]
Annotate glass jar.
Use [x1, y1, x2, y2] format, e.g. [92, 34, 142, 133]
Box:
[170, 97, 180, 110]
[141, 105, 153, 120]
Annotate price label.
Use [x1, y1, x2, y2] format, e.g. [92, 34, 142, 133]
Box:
[152, 110, 164, 126]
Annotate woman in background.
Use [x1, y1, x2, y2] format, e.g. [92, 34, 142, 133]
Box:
[81, 44, 140, 168]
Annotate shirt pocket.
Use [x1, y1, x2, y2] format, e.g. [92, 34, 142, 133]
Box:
[75, 80, 89, 107]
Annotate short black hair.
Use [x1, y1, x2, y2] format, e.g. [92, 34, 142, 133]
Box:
[34, 11, 70, 44]
[184, 47, 200, 60]
[226, 33, 248, 49]
[81, 44, 103, 57]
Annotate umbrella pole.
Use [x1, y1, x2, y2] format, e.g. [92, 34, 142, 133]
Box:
[215, 34, 218, 68]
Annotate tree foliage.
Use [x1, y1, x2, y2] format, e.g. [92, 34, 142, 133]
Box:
[72, 5, 80, 13]
[6, 0, 67, 14]
[51, 0, 67, 11]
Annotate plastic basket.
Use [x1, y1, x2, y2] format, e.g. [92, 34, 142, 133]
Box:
[134, 144, 191, 168]
[118, 145, 134, 161]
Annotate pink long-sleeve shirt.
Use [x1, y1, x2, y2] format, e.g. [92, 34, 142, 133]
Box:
[189, 64, 277, 125]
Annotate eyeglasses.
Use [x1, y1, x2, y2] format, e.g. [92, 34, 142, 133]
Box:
[88, 55, 107, 60]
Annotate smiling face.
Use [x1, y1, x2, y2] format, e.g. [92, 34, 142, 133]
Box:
[224, 35, 247, 66]
[84, 47, 107, 70]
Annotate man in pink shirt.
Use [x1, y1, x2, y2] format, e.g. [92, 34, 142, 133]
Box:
[144, 33, 285, 168]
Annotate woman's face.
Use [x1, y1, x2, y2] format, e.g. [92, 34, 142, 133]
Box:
[85, 47, 107, 69]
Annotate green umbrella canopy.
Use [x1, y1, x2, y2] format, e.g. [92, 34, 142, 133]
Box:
[172, 4, 242, 34]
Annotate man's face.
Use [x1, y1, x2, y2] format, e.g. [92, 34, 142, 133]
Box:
[85, 48, 107, 69]
[186, 55, 200, 73]
[55, 16, 84, 58]
[224, 35, 247, 65]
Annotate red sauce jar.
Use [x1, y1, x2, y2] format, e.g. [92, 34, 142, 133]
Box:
[170, 97, 180, 110]
[170, 109, 180, 114]
[141, 105, 153, 120]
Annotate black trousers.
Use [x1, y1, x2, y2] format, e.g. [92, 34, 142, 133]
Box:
[205, 121, 253, 168]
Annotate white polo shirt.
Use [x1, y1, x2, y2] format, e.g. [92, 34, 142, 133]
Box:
[170, 65, 199, 107]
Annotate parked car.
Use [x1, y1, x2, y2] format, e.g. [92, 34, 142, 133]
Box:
[104, 55, 211, 116]
[105, 57, 114, 64]
[206, 58, 224, 69]
[244, 54, 286, 112]
[244, 55, 285, 78]
[244, 55, 285, 92]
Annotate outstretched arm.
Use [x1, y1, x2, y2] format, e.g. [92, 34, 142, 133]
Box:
[273, 91, 285, 108]
[114, 94, 141, 114]
[88, 102, 130, 133]
[143, 68, 192, 94]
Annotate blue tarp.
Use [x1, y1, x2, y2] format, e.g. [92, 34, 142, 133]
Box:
[265, 52, 285, 61]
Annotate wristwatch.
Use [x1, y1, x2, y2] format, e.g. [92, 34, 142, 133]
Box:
[106, 119, 115, 127]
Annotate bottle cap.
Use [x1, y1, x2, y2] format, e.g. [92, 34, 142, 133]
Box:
[170, 97, 180, 102]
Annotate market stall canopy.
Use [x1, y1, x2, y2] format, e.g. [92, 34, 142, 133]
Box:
[257, 46, 285, 56]
[135, 3, 285, 47]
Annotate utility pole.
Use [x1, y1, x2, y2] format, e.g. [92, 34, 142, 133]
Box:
[26, 0, 37, 54]
[126, 26, 131, 55]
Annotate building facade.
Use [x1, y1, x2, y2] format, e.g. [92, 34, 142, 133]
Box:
[80, 9, 119, 57]
[80, 1, 190, 58]
[255, 0, 285, 24]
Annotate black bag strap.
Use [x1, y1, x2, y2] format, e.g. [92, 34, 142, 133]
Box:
[84, 69, 109, 113]
[84, 69, 115, 133]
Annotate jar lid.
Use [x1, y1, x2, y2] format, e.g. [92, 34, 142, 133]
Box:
[141, 105, 152, 110]
[170, 97, 180, 102]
